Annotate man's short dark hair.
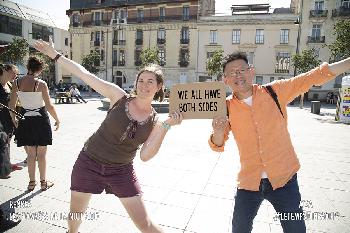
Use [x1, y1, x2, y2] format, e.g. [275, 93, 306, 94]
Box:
[222, 52, 249, 73]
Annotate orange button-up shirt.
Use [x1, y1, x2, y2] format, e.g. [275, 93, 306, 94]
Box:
[209, 63, 335, 191]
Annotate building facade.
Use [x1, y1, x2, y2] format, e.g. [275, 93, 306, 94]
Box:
[291, 0, 350, 100]
[197, 7, 299, 86]
[0, 0, 71, 85]
[66, 0, 215, 88]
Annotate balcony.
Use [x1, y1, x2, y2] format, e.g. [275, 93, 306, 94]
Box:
[275, 69, 290, 74]
[134, 60, 142, 66]
[332, 7, 350, 17]
[309, 10, 328, 18]
[307, 36, 325, 43]
[179, 60, 189, 67]
[159, 16, 165, 22]
[72, 22, 80, 27]
[135, 39, 143, 45]
[157, 38, 166, 44]
[180, 38, 190, 44]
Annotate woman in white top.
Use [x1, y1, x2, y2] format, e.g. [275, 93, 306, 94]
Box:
[9, 57, 60, 191]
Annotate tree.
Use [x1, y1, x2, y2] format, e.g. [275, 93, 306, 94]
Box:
[140, 48, 159, 67]
[292, 48, 321, 108]
[206, 49, 224, 80]
[292, 48, 321, 74]
[81, 51, 100, 74]
[0, 37, 29, 64]
[327, 20, 350, 61]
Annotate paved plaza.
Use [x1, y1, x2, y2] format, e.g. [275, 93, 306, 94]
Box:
[0, 96, 349, 233]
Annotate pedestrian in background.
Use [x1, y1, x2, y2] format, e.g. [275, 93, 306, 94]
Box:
[209, 51, 350, 233]
[9, 57, 60, 191]
[69, 84, 87, 103]
[0, 63, 22, 179]
[34, 37, 183, 233]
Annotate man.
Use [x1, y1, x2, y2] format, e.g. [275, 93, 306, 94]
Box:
[69, 84, 87, 103]
[208, 52, 350, 233]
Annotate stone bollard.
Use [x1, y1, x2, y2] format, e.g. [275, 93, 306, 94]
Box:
[311, 101, 321, 114]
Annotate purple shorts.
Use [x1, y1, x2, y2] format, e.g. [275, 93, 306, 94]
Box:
[70, 151, 142, 198]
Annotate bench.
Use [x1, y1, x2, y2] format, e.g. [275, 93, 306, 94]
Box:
[55, 92, 73, 104]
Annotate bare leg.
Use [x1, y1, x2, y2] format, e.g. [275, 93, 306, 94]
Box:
[25, 146, 37, 182]
[120, 196, 164, 233]
[68, 191, 92, 233]
[36, 146, 47, 181]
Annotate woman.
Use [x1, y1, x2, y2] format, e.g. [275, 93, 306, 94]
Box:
[9, 57, 60, 191]
[0, 64, 21, 179]
[34, 38, 183, 233]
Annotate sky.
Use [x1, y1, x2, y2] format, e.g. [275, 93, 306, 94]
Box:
[11, 0, 291, 30]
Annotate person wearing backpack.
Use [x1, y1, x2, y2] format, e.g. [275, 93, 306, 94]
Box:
[208, 52, 350, 233]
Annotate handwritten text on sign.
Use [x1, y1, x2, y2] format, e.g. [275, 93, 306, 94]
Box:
[169, 82, 227, 119]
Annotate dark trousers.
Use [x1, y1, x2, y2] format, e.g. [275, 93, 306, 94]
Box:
[73, 94, 87, 103]
[232, 174, 306, 233]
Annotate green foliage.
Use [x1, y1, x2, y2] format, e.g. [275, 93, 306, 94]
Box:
[206, 49, 224, 79]
[0, 37, 29, 64]
[292, 48, 321, 74]
[327, 20, 350, 61]
[81, 51, 100, 74]
[140, 48, 159, 66]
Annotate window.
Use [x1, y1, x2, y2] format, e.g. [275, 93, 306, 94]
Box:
[158, 28, 165, 39]
[100, 50, 104, 61]
[93, 12, 101, 25]
[32, 23, 53, 41]
[183, 6, 189, 20]
[210, 30, 217, 44]
[179, 48, 189, 67]
[0, 15, 22, 36]
[136, 29, 143, 45]
[95, 31, 100, 42]
[232, 29, 241, 44]
[256, 76, 263, 85]
[181, 27, 189, 40]
[72, 14, 79, 26]
[137, 9, 144, 23]
[207, 52, 214, 59]
[180, 27, 189, 44]
[134, 49, 142, 66]
[247, 52, 254, 65]
[255, 29, 264, 44]
[315, 1, 324, 11]
[158, 48, 166, 66]
[157, 28, 166, 44]
[280, 29, 289, 44]
[312, 24, 321, 38]
[113, 50, 118, 65]
[342, 0, 350, 8]
[159, 7, 165, 21]
[91, 32, 94, 41]
[65, 38, 69, 46]
[270, 77, 275, 82]
[119, 50, 125, 66]
[275, 52, 290, 73]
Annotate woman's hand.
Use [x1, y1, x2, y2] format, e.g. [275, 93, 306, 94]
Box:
[164, 110, 183, 126]
[212, 116, 229, 133]
[33, 36, 58, 59]
[54, 121, 60, 131]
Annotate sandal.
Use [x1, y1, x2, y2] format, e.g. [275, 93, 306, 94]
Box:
[40, 180, 54, 191]
[27, 181, 37, 191]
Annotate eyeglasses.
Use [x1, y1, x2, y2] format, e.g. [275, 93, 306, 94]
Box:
[224, 66, 253, 78]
